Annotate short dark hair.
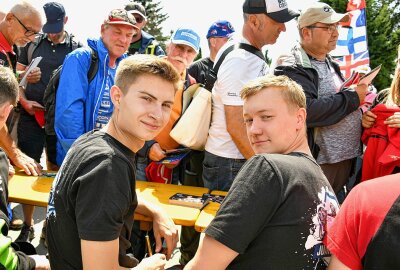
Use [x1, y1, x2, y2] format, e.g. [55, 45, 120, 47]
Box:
[0, 67, 19, 106]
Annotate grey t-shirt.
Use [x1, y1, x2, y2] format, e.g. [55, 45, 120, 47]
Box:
[311, 59, 362, 164]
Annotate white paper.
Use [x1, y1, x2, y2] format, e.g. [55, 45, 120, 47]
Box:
[19, 56, 42, 88]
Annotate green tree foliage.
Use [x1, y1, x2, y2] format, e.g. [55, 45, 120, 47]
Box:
[323, 0, 400, 90]
[134, 0, 170, 50]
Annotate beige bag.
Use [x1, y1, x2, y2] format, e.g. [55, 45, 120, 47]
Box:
[170, 85, 211, 150]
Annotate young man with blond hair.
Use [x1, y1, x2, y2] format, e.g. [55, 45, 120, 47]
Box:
[186, 75, 338, 269]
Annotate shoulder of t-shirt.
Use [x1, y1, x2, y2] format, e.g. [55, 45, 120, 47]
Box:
[349, 174, 400, 213]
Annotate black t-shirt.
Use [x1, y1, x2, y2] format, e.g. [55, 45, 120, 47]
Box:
[18, 33, 78, 105]
[46, 130, 138, 269]
[205, 153, 339, 269]
[188, 57, 213, 86]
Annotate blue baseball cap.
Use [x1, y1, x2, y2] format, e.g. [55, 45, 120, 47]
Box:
[42, 2, 66, 33]
[206, 20, 235, 39]
[171, 28, 200, 53]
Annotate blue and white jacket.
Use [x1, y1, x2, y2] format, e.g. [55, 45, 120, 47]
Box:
[54, 38, 127, 165]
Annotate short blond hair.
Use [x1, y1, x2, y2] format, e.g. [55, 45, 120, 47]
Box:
[240, 74, 306, 111]
[115, 54, 181, 94]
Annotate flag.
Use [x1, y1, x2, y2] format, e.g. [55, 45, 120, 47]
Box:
[334, 51, 370, 78]
[332, 9, 367, 56]
[332, 0, 369, 79]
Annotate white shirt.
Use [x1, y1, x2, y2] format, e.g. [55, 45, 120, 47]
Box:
[205, 37, 268, 159]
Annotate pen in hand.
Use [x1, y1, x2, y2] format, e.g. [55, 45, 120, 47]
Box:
[145, 231, 153, 256]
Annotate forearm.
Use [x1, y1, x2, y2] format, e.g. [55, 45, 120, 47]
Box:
[0, 126, 20, 162]
[228, 126, 254, 159]
[136, 195, 162, 218]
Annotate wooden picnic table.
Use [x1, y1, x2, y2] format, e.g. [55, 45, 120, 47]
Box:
[194, 190, 228, 232]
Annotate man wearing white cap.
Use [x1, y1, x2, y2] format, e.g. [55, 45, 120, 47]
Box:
[275, 2, 368, 196]
[203, 0, 298, 192]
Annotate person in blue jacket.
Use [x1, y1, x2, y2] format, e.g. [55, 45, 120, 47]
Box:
[124, 2, 165, 56]
[54, 9, 138, 165]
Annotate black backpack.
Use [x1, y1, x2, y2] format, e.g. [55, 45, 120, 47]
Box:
[203, 43, 265, 91]
[43, 49, 99, 136]
[27, 33, 81, 64]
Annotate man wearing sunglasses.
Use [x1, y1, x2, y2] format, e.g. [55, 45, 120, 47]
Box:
[0, 3, 43, 174]
[275, 2, 368, 197]
[124, 2, 165, 56]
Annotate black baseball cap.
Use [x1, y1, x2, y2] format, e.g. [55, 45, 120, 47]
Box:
[243, 0, 299, 23]
[42, 2, 65, 33]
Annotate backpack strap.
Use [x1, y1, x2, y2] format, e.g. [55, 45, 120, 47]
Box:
[203, 42, 265, 91]
[87, 49, 99, 82]
[27, 34, 45, 64]
[213, 43, 265, 75]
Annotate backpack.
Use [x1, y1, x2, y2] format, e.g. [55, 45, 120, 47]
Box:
[203, 43, 265, 91]
[43, 49, 99, 136]
[27, 33, 81, 64]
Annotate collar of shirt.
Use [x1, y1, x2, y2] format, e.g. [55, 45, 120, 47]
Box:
[0, 31, 15, 55]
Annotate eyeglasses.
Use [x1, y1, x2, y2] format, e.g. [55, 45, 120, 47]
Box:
[13, 14, 39, 37]
[307, 24, 341, 34]
[133, 15, 144, 23]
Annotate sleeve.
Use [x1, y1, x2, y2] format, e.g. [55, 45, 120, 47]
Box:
[73, 157, 133, 241]
[54, 49, 91, 155]
[275, 65, 360, 127]
[17, 45, 29, 66]
[137, 140, 157, 158]
[0, 220, 36, 270]
[326, 187, 363, 270]
[205, 155, 283, 253]
[215, 55, 253, 106]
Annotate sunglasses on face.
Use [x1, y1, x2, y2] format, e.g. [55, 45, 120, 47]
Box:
[133, 15, 145, 23]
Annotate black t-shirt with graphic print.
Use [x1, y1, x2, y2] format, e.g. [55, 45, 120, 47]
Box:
[46, 130, 138, 269]
[205, 153, 338, 269]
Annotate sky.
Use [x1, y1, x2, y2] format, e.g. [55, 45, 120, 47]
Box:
[2, 0, 318, 61]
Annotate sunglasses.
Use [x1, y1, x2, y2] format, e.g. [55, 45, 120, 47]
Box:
[133, 14, 145, 23]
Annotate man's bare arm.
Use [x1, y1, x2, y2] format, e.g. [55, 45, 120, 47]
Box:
[184, 235, 238, 270]
[136, 196, 178, 259]
[225, 105, 254, 159]
[0, 126, 41, 175]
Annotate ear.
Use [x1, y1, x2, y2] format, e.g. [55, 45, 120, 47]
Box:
[301, 27, 311, 41]
[248, 14, 260, 29]
[209, 37, 217, 48]
[5, 13, 13, 24]
[296, 107, 307, 130]
[110, 85, 122, 109]
[64, 16, 68, 25]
